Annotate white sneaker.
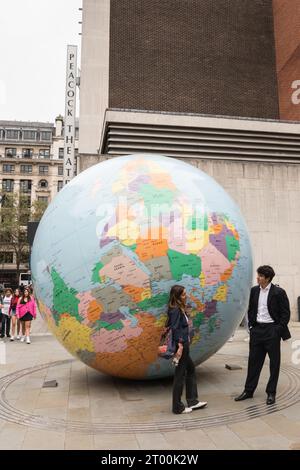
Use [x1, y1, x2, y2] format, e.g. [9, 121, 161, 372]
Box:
[190, 401, 207, 410]
[26, 336, 31, 344]
[20, 336, 25, 343]
[10, 336, 15, 341]
[181, 407, 193, 413]
[16, 335, 21, 340]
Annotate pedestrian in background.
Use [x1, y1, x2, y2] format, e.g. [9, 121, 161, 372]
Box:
[16, 287, 37, 344]
[9, 288, 21, 341]
[0, 288, 13, 338]
[0, 290, 3, 340]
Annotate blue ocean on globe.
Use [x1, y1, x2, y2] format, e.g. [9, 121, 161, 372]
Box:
[31, 154, 253, 379]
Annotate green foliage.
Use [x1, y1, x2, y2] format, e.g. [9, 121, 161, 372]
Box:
[0, 192, 47, 282]
[31, 199, 48, 222]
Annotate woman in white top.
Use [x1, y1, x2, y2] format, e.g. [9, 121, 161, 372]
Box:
[0, 288, 13, 338]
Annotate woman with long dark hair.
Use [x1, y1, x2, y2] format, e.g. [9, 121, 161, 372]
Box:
[9, 288, 21, 341]
[16, 287, 37, 344]
[168, 285, 207, 414]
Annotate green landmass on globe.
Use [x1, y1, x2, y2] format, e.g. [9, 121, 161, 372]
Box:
[32, 155, 252, 379]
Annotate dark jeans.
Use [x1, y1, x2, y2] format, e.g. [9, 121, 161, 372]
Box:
[172, 343, 198, 413]
[0, 315, 11, 337]
[245, 323, 281, 395]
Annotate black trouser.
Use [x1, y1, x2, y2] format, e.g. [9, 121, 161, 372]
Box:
[245, 323, 281, 395]
[172, 343, 198, 413]
[0, 315, 11, 337]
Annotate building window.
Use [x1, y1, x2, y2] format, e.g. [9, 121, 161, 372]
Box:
[39, 180, 48, 189]
[40, 131, 52, 141]
[39, 165, 49, 175]
[6, 129, 19, 140]
[5, 148, 17, 157]
[20, 164, 33, 174]
[20, 180, 32, 193]
[0, 229, 12, 241]
[2, 164, 15, 173]
[23, 130, 37, 141]
[22, 148, 33, 158]
[58, 165, 63, 176]
[59, 148, 64, 159]
[0, 252, 14, 264]
[57, 181, 63, 192]
[39, 149, 50, 159]
[38, 196, 48, 203]
[2, 179, 14, 192]
[1, 194, 14, 208]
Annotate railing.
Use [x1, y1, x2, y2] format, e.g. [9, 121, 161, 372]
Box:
[0, 154, 55, 160]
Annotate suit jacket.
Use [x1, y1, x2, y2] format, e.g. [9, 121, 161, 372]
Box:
[247, 284, 291, 340]
[168, 307, 189, 344]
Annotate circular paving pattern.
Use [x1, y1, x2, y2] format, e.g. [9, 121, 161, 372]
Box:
[1, 358, 300, 434]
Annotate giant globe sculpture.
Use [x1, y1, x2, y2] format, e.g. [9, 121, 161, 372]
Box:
[31, 154, 252, 379]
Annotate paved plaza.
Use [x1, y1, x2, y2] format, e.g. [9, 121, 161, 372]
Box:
[0, 316, 299, 450]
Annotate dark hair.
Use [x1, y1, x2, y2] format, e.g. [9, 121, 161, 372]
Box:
[257, 265, 275, 282]
[168, 285, 186, 311]
[20, 287, 32, 304]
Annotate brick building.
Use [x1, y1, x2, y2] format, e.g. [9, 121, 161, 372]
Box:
[78, 0, 300, 319]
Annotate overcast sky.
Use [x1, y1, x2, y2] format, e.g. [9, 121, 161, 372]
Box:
[0, 0, 82, 123]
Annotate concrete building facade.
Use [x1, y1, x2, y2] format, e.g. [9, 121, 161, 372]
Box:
[78, 0, 300, 320]
[0, 117, 79, 285]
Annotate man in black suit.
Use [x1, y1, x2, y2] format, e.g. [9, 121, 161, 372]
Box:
[235, 265, 291, 405]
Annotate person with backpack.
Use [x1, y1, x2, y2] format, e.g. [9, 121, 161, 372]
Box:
[168, 284, 207, 414]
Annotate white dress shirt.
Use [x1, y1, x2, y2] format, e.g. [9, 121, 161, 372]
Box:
[257, 283, 274, 323]
[2, 296, 12, 316]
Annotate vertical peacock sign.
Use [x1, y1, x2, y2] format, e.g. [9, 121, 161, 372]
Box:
[63, 45, 77, 185]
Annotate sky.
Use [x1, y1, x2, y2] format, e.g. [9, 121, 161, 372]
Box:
[0, 0, 82, 123]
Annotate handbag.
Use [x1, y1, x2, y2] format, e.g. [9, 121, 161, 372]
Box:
[158, 326, 176, 360]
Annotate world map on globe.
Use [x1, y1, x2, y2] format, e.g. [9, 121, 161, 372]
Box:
[31, 154, 252, 379]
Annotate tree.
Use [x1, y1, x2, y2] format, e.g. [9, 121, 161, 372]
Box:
[0, 194, 48, 284]
[31, 199, 48, 222]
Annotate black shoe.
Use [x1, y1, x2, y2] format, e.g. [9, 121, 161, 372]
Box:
[0, 335, 4, 338]
[266, 393, 276, 405]
[6, 334, 10, 338]
[234, 391, 253, 401]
